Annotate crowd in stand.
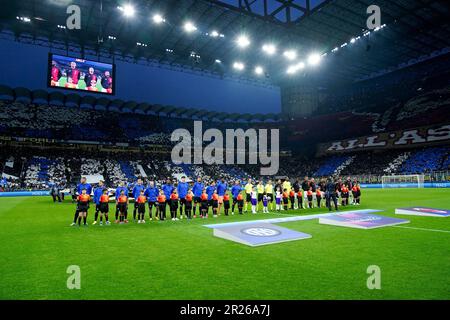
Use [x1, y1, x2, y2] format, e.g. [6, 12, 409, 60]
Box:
[0, 143, 448, 193]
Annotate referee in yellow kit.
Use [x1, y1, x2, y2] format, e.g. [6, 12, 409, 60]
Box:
[244, 178, 253, 212]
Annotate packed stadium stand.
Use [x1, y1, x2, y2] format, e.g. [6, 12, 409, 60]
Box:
[399, 147, 449, 175]
[1, 49, 450, 191]
[1, 143, 449, 191]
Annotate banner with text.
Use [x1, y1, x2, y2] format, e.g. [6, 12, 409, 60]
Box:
[316, 124, 450, 156]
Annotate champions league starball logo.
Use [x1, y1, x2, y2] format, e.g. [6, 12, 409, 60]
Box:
[241, 227, 281, 237]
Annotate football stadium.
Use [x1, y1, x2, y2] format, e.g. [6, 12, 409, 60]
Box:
[0, 0, 449, 307]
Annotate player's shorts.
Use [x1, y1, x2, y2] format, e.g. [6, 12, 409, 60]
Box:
[78, 203, 89, 212]
[148, 201, 155, 208]
[307, 195, 313, 201]
[303, 191, 308, 199]
[138, 203, 146, 214]
[157, 202, 166, 209]
[266, 193, 273, 202]
[246, 194, 251, 202]
[237, 200, 244, 208]
[118, 203, 127, 214]
[208, 200, 213, 207]
[180, 198, 186, 205]
[185, 201, 192, 210]
[99, 202, 109, 213]
[201, 200, 208, 210]
[194, 196, 201, 204]
[212, 200, 218, 209]
[224, 200, 230, 209]
[218, 196, 224, 204]
[170, 201, 179, 210]
[282, 198, 289, 205]
[258, 194, 264, 202]
[134, 202, 139, 208]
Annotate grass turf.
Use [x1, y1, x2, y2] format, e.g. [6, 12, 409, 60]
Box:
[0, 188, 449, 300]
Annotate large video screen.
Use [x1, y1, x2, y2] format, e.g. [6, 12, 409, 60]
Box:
[48, 53, 115, 95]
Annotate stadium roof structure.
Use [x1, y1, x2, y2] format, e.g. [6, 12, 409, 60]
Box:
[0, 85, 282, 123]
[2, 0, 450, 86]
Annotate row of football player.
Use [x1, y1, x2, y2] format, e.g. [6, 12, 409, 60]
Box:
[69, 177, 362, 226]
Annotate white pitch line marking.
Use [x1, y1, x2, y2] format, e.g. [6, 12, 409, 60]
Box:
[392, 225, 450, 233]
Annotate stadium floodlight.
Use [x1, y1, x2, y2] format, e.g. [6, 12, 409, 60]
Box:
[262, 44, 277, 55]
[286, 62, 305, 74]
[236, 35, 250, 48]
[254, 66, 264, 75]
[283, 50, 297, 61]
[215, 59, 222, 64]
[350, 38, 356, 44]
[233, 62, 245, 71]
[120, 4, 135, 17]
[210, 30, 220, 37]
[16, 16, 31, 22]
[184, 21, 197, 33]
[152, 14, 165, 24]
[307, 53, 321, 66]
[286, 65, 297, 75]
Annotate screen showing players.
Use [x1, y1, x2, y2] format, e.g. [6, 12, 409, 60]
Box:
[48, 54, 115, 95]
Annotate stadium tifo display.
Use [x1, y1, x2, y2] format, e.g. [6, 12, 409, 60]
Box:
[395, 207, 450, 217]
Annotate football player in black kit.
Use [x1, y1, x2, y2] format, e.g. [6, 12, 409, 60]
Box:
[325, 177, 338, 211]
[301, 176, 310, 209]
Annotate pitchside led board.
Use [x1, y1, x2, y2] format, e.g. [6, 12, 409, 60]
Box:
[48, 53, 115, 95]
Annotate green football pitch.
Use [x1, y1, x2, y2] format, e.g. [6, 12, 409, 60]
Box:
[0, 188, 449, 300]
